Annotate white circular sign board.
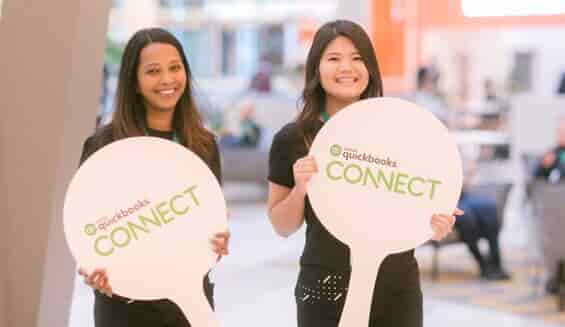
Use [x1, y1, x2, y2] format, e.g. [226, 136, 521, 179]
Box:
[64, 137, 227, 327]
[308, 97, 462, 327]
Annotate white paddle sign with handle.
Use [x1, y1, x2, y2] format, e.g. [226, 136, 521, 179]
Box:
[64, 137, 227, 327]
[308, 97, 462, 327]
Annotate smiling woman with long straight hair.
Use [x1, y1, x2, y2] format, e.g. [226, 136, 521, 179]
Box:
[267, 20, 460, 327]
[76, 27, 230, 327]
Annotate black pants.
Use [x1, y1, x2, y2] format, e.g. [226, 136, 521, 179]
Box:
[455, 194, 502, 270]
[94, 276, 214, 327]
[296, 252, 422, 327]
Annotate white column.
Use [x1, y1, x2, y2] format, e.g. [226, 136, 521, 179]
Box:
[0, 0, 111, 326]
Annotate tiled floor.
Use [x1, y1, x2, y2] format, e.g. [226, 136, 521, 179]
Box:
[69, 184, 564, 327]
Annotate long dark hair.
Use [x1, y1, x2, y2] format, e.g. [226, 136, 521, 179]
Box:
[111, 27, 215, 163]
[296, 20, 383, 149]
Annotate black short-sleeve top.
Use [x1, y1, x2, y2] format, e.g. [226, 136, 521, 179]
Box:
[268, 120, 417, 276]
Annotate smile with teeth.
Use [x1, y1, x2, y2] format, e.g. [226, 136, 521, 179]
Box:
[158, 89, 176, 96]
[336, 77, 358, 83]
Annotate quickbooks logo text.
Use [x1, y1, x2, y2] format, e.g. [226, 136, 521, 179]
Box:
[331, 144, 398, 168]
[326, 145, 442, 200]
[87, 186, 200, 257]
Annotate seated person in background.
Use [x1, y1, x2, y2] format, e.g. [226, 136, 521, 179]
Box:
[411, 66, 485, 130]
[249, 60, 273, 93]
[220, 99, 262, 148]
[455, 159, 511, 280]
[534, 116, 565, 294]
[535, 116, 565, 183]
[411, 66, 450, 125]
[415, 67, 509, 280]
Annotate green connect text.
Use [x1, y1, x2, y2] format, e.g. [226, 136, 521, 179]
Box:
[93, 186, 200, 256]
[325, 160, 442, 200]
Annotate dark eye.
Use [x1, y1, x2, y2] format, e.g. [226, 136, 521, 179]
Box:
[353, 56, 363, 61]
[170, 65, 182, 72]
[147, 69, 159, 75]
[328, 57, 339, 61]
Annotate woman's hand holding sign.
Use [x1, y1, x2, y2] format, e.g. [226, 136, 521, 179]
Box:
[430, 208, 464, 241]
[79, 267, 113, 298]
[293, 155, 318, 195]
[211, 230, 230, 260]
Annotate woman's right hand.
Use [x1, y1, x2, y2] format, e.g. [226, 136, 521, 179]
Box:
[293, 155, 318, 194]
[78, 267, 113, 297]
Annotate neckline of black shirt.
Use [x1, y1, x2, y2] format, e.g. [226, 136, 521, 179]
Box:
[146, 127, 174, 140]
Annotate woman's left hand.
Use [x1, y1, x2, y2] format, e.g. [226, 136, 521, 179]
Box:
[430, 208, 464, 241]
[210, 230, 230, 261]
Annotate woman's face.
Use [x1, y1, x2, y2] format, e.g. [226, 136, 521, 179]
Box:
[137, 42, 187, 114]
[318, 35, 369, 104]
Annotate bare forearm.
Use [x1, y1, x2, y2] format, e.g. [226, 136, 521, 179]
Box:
[268, 187, 306, 237]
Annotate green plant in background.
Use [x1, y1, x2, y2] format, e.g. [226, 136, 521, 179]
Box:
[104, 37, 124, 69]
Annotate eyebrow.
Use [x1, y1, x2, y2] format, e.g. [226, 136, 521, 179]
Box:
[325, 51, 361, 56]
[142, 59, 182, 69]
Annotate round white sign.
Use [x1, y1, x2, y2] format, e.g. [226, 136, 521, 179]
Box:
[308, 97, 462, 327]
[64, 137, 227, 327]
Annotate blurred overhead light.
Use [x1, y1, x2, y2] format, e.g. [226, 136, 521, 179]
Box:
[462, 0, 565, 17]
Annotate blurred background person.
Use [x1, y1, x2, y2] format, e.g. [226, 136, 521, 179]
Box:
[249, 59, 273, 94]
[411, 65, 450, 125]
[455, 158, 511, 280]
[535, 115, 565, 183]
[219, 98, 263, 148]
[532, 115, 565, 294]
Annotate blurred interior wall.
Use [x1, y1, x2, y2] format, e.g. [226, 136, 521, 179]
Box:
[337, 0, 370, 30]
[418, 0, 565, 99]
[422, 27, 565, 99]
[510, 95, 565, 155]
[0, 0, 111, 326]
[366, 0, 565, 94]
